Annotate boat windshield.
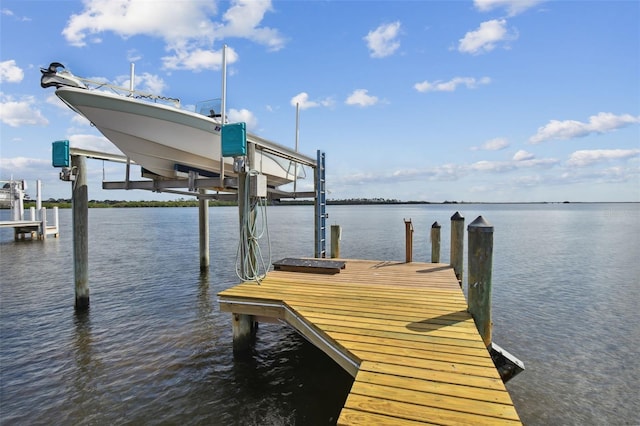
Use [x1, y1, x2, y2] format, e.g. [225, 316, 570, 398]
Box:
[195, 99, 223, 118]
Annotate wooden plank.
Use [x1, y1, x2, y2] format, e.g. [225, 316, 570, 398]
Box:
[217, 259, 521, 425]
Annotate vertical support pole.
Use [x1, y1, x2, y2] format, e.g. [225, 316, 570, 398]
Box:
[330, 224, 341, 259]
[233, 144, 256, 353]
[404, 218, 413, 263]
[72, 155, 89, 311]
[450, 212, 465, 285]
[198, 188, 209, 272]
[232, 313, 257, 354]
[53, 206, 59, 237]
[36, 180, 42, 217]
[468, 216, 494, 347]
[314, 150, 326, 258]
[40, 207, 47, 240]
[431, 221, 441, 263]
[30, 206, 36, 220]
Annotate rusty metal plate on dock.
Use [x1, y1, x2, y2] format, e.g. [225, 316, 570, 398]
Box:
[272, 258, 346, 274]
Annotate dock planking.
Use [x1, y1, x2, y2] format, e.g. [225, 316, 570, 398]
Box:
[217, 259, 521, 425]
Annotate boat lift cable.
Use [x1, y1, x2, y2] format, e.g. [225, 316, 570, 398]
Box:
[235, 169, 272, 284]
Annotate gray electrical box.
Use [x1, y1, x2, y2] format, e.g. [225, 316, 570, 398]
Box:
[250, 173, 267, 198]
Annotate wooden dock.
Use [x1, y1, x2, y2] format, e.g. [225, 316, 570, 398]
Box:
[218, 259, 521, 425]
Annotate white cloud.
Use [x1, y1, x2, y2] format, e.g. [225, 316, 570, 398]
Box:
[115, 72, 167, 94]
[162, 46, 238, 72]
[567, 149, 640, 167]
[62, 0, 283, 71]
[228, 108, 258, 131]
[218, 0, 285, 51]
[69, 134, 121, 154]
[414, 76, 491, 92]
[471, 137, 509, 151]
[513, 150, 535, 161]
[0, 60, 24, 83]
[345, 89, 379, 107]
[458, 19, 517, 55]
[474, 0, 545, 16]
[0, 157, 51, 174]
[364, 21, 401, 58]
[290, 92, 333, 110]
[0, 94, 49, 127]
[529, 112, 640, 144]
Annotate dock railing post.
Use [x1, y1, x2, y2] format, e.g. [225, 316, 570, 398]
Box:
[431, 221, 441, 263]
[72, 155, 89, 311]
[450, 212, 465, 285]
[404, 218, 413, 263]
[198, 188, 209, 272]
[467, 215, 494, 347]
[330, 225, 341, 259]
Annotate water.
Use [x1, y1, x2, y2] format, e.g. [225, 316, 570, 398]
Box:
[1, 203, 638, 425]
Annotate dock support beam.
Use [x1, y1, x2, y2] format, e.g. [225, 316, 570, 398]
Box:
[198, 188, 209, 272]
[467, 216, 494, 347]
[72, 155, 89, 311]
[431, 221, 441, 263]
[450, 212, 465, 285]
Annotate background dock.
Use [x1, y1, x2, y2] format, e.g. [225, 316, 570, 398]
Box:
[218, 259, 521, 425]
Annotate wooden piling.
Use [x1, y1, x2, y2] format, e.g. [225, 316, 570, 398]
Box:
[404, 218, 413, 263]
[467, 215, 494, 347]
[72, 155, 89, 311]
[198, 188, 209, 272]
[232, 313, 257, 353]
[431, 221, 441, 263]
[331, 225, 341, 259]
[450, 212, 465, 284]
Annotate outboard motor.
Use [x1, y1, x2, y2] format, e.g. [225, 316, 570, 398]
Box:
[40, 62, 87, 89]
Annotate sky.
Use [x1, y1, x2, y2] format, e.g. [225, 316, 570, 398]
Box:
[1, 0, 639, 203]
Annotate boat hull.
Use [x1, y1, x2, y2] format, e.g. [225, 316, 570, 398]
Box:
[55, 87, 298, 187]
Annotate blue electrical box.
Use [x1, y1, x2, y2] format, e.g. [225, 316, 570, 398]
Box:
[221, 122, 247, 157]
[52, 140, 70, 167]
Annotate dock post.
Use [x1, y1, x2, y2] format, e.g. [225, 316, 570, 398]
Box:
[467, 216, 494, 347]
[331, 225, 341, 259]
[404, 218, 413, 263]
[450, 212, 465, 285]
[431, 221, 441, 263]
[233, 145, 257, 352]
[39, 207, 47, 240]
[72, 155, 89, 311]
[198, 188, 209, 272]
[53, 206, 59, 237]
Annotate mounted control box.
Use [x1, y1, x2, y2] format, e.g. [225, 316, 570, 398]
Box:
[250, 173, 267, 198]
[52, 140, 70, 167]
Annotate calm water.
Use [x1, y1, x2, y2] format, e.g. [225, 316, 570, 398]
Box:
[1, 203, 638, 425]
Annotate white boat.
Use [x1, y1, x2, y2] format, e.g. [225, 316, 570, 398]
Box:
[41, 63, 308, 189]
[0, 180, 27, 210]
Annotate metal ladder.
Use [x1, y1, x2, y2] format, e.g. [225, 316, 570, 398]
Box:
[314, 150, 327, 258]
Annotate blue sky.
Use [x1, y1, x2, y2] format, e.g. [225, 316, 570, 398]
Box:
[1, 0, 639, 202]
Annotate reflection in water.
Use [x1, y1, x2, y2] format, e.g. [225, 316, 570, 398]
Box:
[1, 204, 638, 424]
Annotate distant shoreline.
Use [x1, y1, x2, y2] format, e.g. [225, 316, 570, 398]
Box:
[17, 199, 638, 209]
